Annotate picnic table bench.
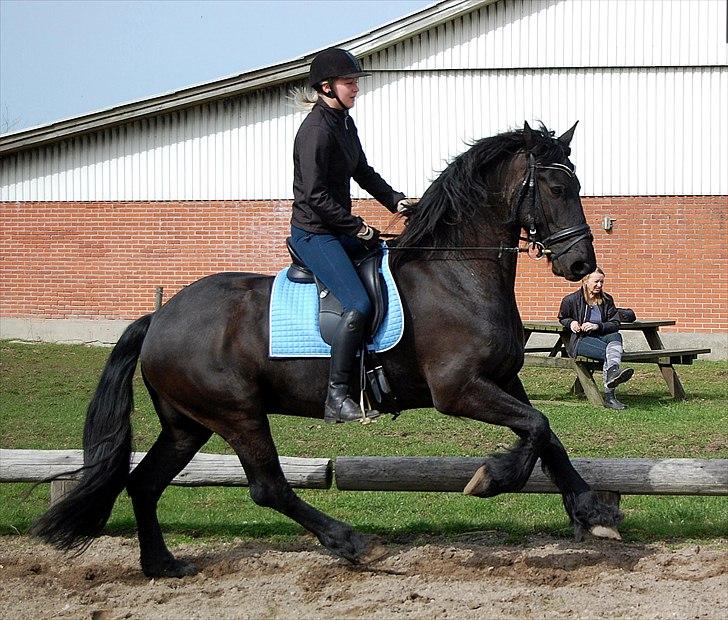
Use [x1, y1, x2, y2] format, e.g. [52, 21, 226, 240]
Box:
[521, 320, 711, 406]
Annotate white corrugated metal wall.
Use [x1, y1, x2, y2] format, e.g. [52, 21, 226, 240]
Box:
[376, 0, 726, 70]
[1, 0, 726, 201]
[360, 67, 727, 197]
[0, 90, 308, 202]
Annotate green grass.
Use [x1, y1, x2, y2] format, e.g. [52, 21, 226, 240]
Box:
[1, 340, 726, 545]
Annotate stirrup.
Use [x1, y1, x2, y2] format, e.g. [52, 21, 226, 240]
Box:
[324, 390, 381, 424]
[325, 397, 363, 423]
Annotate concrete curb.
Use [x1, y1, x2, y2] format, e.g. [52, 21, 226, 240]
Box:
[1, 317, 726, 359]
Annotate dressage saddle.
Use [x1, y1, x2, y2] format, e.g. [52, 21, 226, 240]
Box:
[284, 237, 388, 346]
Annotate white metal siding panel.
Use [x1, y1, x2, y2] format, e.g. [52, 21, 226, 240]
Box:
[3, 66, 726, 201]
[356, 67, 728, 198]
[24, 87, 297, 202]
[366, 0, 728, 70]
[2, 0, 727, 202]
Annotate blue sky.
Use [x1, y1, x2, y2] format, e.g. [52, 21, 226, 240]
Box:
[0, 0, 433, 133]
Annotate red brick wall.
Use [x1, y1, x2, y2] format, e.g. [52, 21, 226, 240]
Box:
[1, 196, 726, 331]
[513, 196, 727, 333]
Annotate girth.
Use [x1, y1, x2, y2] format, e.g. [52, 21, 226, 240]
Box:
[285, 237, 388, 345]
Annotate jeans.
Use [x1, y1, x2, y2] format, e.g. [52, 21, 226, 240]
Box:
[575, 332, 623, 362]
[289, 226, 372, 317]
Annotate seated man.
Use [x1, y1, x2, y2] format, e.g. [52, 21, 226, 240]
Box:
[558, 267, 634, 410]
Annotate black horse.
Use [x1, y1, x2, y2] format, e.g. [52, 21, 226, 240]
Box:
[32, 122, 622, 577]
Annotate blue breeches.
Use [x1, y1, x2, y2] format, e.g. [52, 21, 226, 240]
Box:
[289, 226, 372, 317]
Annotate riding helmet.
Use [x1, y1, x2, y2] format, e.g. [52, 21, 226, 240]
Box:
[308, 48, 371, 89]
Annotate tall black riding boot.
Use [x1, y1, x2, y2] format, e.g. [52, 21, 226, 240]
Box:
[324, 309, 376, 423]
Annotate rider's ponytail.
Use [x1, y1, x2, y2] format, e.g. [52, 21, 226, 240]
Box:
[289, 86, 318, 111]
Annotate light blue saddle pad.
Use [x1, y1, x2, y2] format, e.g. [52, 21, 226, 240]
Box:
[269, 246, 404, 358]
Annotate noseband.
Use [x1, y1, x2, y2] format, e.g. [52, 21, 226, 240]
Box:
[515, 153, 593, 260]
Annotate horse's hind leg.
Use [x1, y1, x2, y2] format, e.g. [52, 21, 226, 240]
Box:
[219, 412, 386, 565]
[127, 396, 212, 578]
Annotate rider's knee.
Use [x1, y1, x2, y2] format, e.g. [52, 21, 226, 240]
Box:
[346, 297, 372, 318]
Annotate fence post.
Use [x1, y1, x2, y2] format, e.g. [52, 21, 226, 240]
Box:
[50, 479, 78, 506]
[154, 286, 164, 311]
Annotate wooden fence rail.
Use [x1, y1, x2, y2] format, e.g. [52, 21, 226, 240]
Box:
[334, 456, 728, 495]
[2, 450, 726, 504]
[0, 449, 332, 489]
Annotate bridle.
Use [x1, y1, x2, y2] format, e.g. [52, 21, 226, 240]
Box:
[383, 151, 593, 260]
[514, 153, 593, 260]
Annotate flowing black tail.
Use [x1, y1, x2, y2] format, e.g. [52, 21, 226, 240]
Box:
[30, 314, 153, 551]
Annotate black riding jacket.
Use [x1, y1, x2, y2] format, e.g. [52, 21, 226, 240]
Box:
[558, 289, 621, 357]
[291, 100, 405, 236]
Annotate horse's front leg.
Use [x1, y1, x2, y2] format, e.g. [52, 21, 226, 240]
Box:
[503, 376, 623, 540]
[430, 373, 552, 497]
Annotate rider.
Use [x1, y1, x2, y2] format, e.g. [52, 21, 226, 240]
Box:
[289, 47, 410, 423]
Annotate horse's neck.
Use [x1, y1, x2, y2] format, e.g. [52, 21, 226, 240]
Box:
[470, 191, 520, 267]
[396, 235, 519, 299]
[452, 203, 521, 293]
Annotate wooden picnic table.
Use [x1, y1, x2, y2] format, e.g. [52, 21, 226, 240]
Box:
[521, 320, 711, 406]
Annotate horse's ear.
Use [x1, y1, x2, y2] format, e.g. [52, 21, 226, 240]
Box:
[558, 121, 579, 147]
[523, 121, 534, 148]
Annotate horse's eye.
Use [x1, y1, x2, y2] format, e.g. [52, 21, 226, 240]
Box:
[550, 186, 564, 197]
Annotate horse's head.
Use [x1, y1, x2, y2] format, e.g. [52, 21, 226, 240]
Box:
[514, 122, 596, 281]
[394, 123, 596, 280]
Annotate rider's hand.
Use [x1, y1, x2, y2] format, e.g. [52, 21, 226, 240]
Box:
[357, 223, 381, 250]
[581, 322, 599, 333]
[397, 198, 416, 215]
[570, 320, 581, 333]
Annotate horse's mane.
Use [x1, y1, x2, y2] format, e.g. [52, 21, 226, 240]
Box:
[392, 124, 570, 259]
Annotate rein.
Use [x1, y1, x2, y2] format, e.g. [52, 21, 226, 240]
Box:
[383, 153, 592, 260]
[381, 238, 539, 259]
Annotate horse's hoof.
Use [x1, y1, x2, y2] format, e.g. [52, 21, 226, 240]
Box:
[358, 540, 389, 565]
[463, 465, 493, 497]
[589, 525, 622, 540]
[143, 558, 198, 579]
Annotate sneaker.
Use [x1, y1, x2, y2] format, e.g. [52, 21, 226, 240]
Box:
[605, 365, 634, 389]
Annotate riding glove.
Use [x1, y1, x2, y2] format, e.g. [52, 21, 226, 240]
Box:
[357, 223, 381, 250]
[397, 198, 417, 215]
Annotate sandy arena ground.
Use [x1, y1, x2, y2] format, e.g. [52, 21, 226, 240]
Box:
[1, 533, 726, 619]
